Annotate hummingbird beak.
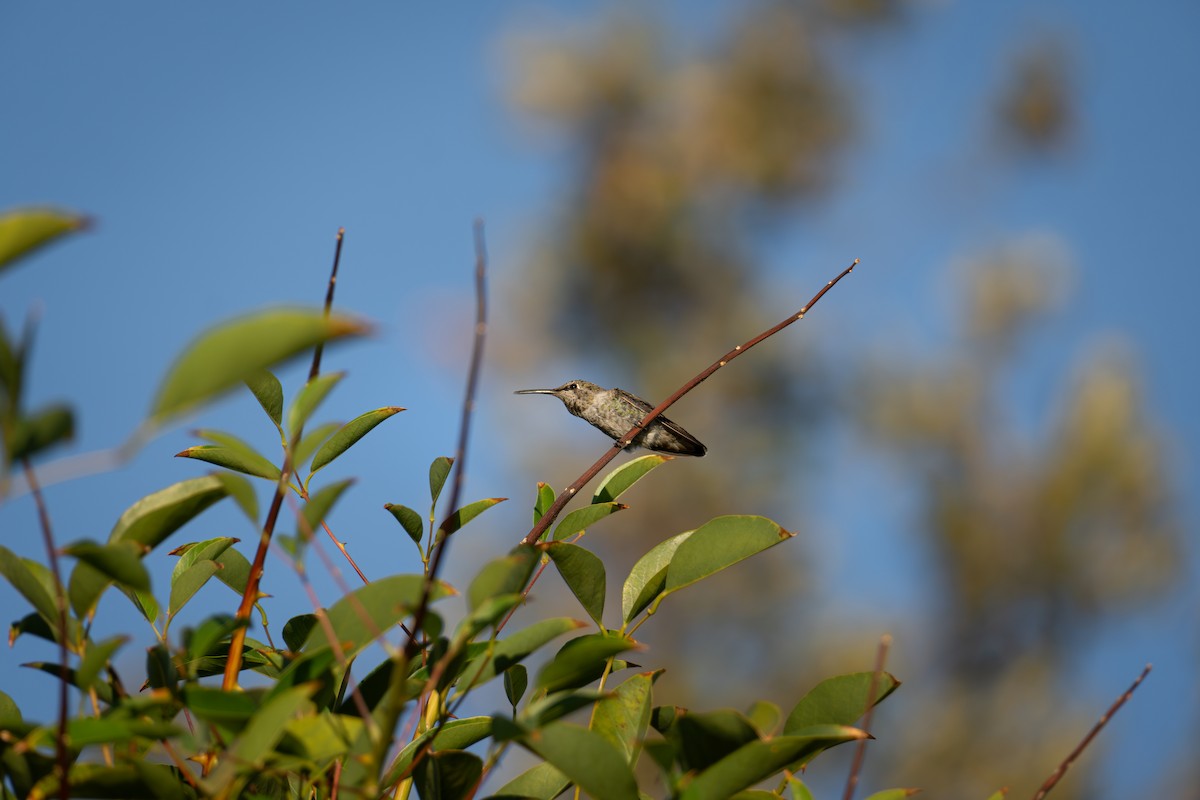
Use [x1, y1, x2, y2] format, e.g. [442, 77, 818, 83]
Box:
[513, 388, 556, 395]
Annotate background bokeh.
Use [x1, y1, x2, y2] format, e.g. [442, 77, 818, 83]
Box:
[2, 2, 1196, 798]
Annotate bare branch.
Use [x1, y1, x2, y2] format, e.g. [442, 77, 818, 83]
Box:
[843, 634, 892, 800]
[1031, 664, 1153, 800]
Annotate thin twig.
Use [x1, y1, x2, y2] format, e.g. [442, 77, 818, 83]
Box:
[1031, 664, 1152, 800]
[22, 460, 71, 800]
[521, 258, 858, 547]
[405, 219, 489, 661]
[222, 227, 346, 689]
[385, 221, 488, 793]
[843, 634, 892, 800]
[310, 228, 345, 382]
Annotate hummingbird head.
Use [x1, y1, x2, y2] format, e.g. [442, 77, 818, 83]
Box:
[514, 380, 602, 415]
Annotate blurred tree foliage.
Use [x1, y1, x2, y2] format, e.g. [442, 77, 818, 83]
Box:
[502, 2, 1183, 797]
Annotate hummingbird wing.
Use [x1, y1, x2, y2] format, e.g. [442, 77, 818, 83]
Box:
[615, 389, 707, 456]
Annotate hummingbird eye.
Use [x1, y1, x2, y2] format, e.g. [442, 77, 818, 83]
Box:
[567, 383, 577, 390]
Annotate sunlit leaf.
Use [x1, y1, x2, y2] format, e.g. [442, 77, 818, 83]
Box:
[535, 632, 638, 693]
[517, 722, 639, 800]
[62, 540, 150, 593]
[436, 497, 506, 542]
[678, 727, 869, 800]
[292, 420, 340, 471]
[552, 502, 626, 541]
[383, 717, 493, 789]
[309, 406, 404, 476]
[591, 670, 661, 765]
[0, 207, 88, 272]
[592, 454, 669, 503]
[150, 309, 369, 423]
[621, 531, 689, 624]
[68, 475, 229, 618]
[302, 574, 452, 660]
[175, 444, 281, 481]
[623, 516, 792, 624]
[286, 371, 345, 440]
[494, 761, 570, 800]
[784, 671, 901, 734]
[467, 545, 538, 613]
[534, 482, 555, 524]
[465, 617, 586, 688]
[244, 369, 284, 429]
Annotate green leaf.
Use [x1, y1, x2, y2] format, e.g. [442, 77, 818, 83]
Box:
[150, 309, 369, 423]
[22, 662, 113, 705]
[292, 420, 340, 471]
[745, 700, 782, 737]
[464, 617, 586, 688]
[0, 207, 88, 272]
[788, 777, 816, 800]
[665, 516, 792, 594]
[0, 544, 60, 632]
[784, 671, 901, 734]
[436, 497, 506, 543]
[286, 371, 345, 440]
[533, 482, 556, 524]
[175, 444, 281, 481]
[862, 790, 921, 800]
[621, 532, 690, 624]
[495, 761, 571, 800]
[622, 516, 792, 624]
[535, 632, 638, 693]
[429, 456, 454, 507]
[62, 540, 150, 593]
[309, 406, 404, 476]
[414, 750, 483, 800]
[203, 685, 318, 792]
[302, 574, 451, 659]
[145, 643, 178, 693]
[213, 473, 259, 524]
[678, 727, 869, 800]
[592, 454, 670, 503]
[244, 369, 284, 428]
[384, 503, 423, 545]
[467, 545, 538, 613]
[543, 542, 606, 626]
[671, 709, 762, 771]
[115, 475, 230, 548]
[76, 636, 127, 696]
[8, 404, 74, 462]
[591, 670, 661, 765]
[170, 537, 237, 581]
[383, 717, 494, 789]
[518, 722, 640, 800]
[68, 475, 229, 618]
[504, 664, 529, 708]
[0, 689, 21, 724]
[552, 502, 626, 541]
[282, 614, 318, 653]
[167, 561, 220, 624]
[298, 478, 354, 541]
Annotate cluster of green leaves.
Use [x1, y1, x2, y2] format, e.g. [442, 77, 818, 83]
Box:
[1, 206, 921, 799]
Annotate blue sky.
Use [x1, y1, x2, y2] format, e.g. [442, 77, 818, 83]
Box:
[2, 2, 1197, 796]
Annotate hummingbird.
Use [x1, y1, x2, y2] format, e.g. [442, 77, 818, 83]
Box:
[514, 380, 707, 457]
